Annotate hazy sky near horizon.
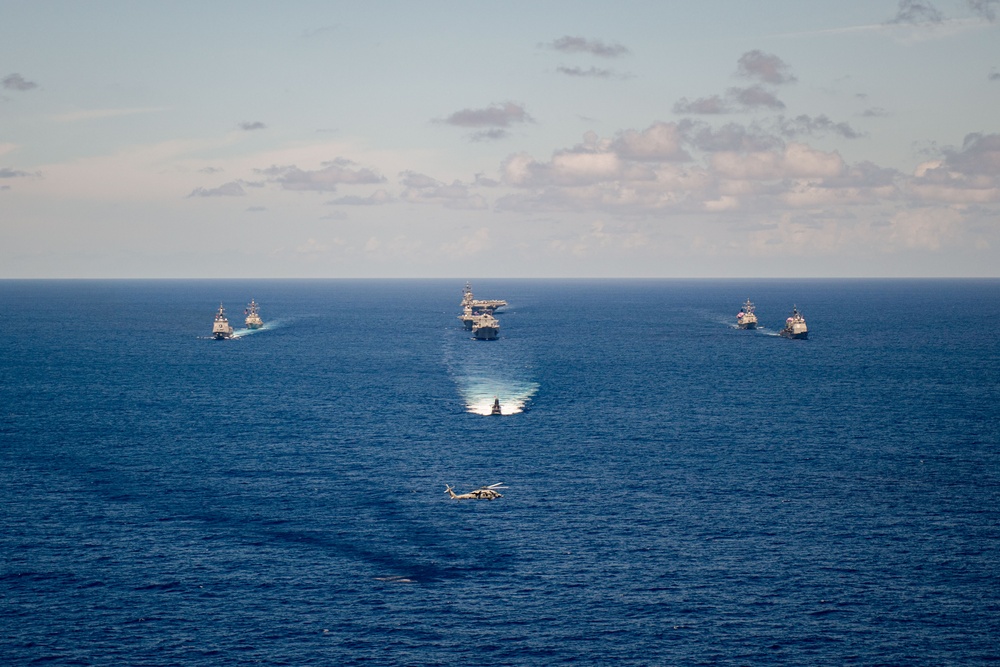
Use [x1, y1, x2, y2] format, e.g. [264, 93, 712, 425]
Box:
[2, 0, 999, 278]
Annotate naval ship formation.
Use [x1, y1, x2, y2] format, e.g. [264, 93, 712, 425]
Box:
[736, 300, 808, 339]
[211, 300, 264, 339]
[458, 282, 505, 341]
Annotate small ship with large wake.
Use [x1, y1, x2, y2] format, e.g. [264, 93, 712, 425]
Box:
[779, 306, 808, 339]
[212, 303, 234, 340]
[244, 299, 263, 329]
[736, 299, 758, 330]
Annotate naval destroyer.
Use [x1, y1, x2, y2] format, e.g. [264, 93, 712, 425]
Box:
[244, 299, 263, 329]
[779, 306, 808, 339]
[736, 299, 758, 330]
[212, 304, 234, 340]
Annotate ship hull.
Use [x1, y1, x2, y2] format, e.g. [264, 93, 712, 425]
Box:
[473, 327, 499, 340]
[212, 324, 234, 339]
[737, 322, 757, 330]
[779, 330, 807, 340]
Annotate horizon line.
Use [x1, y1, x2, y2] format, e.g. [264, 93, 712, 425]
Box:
[2, 276, 998, 281]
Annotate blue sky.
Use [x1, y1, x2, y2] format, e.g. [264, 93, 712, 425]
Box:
[2, 0, 999, 278]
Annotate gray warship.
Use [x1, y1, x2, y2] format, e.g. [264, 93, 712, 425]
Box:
[212, 303, 234, 340]
[737, 299, 758, 330]
[779, 306, 808, 339]
[244, 299, 263, 329]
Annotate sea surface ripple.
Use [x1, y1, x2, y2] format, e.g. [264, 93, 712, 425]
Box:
[2, 279, 999, 665]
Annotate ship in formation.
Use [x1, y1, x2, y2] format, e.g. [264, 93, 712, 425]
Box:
[779, 305, 809, 339]
[212, 304, 234, 340]
[244, 299, 263, 329]
[736, 299, 758, 329]
[212, 300, 264, 339]
[456, 283, 507, 412]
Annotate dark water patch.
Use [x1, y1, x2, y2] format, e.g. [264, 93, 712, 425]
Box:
[2, 279, 999, 665]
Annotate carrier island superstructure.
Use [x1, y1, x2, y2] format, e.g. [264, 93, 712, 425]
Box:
[458, 282, 506, 331]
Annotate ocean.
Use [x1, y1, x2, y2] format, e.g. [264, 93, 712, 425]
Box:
[2, 279, 999, 665]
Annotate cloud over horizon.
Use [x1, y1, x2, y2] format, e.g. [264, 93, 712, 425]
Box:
[327, 189, 393, 206]
[673, 85, 787, 114]
[887, 0, 946, 24]
[440, 102, 533, 128]
[258, 159, 385, 192]
[967, 0, 998, 21]
[188, 181, 247, 197]
[673, 51, 797, 114]
[439, 102, 533, 141]
[400, 171, 487, 209]
[491, 116, 999, 252]
[545, 36, 630, 58]
[736, 50, 797, 84]
[3, 2, 997, 278]
[556, 66, 619, 79]
[2, 73, 37, 91]
[1, 167, 36, 178]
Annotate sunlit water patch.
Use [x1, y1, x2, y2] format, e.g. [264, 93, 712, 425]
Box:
[441, 318, 539, 415]
[459, 376, 540, 415]
[4, 280, 1000, 667]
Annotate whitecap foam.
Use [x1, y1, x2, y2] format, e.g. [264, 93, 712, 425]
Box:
[459, 378, 539, 415]
[230, 318, 288, 338]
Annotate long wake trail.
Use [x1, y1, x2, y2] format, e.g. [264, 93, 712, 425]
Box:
[441, 321, 539, 416]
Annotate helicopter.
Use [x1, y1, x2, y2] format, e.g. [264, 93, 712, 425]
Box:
[444, 482, 507, 500]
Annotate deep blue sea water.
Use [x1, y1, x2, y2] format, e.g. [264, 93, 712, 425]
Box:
[2, 279, 999, 666]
